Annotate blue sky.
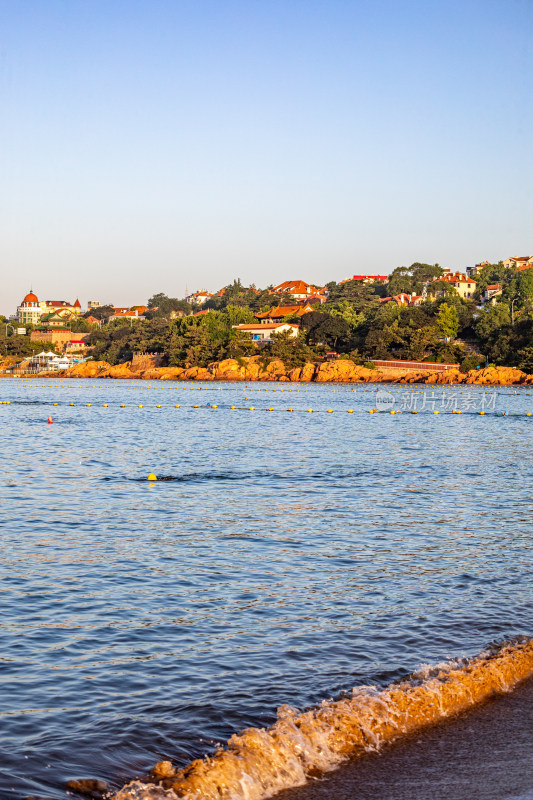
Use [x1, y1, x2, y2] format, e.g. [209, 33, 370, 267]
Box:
[1, 0, 531, 313]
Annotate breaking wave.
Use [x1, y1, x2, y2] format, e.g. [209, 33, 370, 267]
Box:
[113, 637, 533, 800]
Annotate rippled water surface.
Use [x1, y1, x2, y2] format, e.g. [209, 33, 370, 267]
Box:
[1, 378, 532, 799]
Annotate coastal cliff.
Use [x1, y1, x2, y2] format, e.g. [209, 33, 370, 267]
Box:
[30, 357, 533, 385]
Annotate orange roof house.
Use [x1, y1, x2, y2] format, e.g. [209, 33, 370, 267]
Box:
[186, 291, 214, 305]
[108, 310, 146, 321]
[255, 303, 315, 323]
[504, 256, 533, 270]
[427, 272, 476, 300]
[272, 280, 326, 299]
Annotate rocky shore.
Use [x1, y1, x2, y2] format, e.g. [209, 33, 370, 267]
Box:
[14, 356, 533, 385]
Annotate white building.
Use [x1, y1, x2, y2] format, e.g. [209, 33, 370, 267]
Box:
[17, 291, 45, 325]
[24, 351, 82, 373]
[233, 322, 300, 341]
[186, 291, 213, 305]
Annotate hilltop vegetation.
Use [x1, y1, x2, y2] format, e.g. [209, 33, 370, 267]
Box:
[81, 263, 533, 371]
[5, 263, 533, 370]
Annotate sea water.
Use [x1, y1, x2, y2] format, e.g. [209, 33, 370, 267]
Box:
[0, 379, 532, 799]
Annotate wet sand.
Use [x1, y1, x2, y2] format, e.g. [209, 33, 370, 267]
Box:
[279, 676, 533, 800]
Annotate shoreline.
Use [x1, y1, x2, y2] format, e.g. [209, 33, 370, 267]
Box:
[113, 640, 533, 800]
[281, 672, 533, 800]
[2, 357, 533, 386]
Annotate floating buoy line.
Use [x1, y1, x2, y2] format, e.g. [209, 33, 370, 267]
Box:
[0, 380, 530, 397]
[0, 399, 530, 416]
[1, 381, 531, 419]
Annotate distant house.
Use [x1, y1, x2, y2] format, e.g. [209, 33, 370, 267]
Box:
[86, 315, 102, 326]
[255, 303, 314, 323]
[17, 291, 45, 325]
[467, 261, 489, 278]
[428, 272, 476, 300]
[272, 280, 326, 301]
[306, 293, 327, 305]
[17, 291, 83, 325]
[186, 291, 214, 305]
[108, 310, 145, 322]
[38, 311, 70, 328]
[43, 298, 82, 316]
[65, 338, 90, 354]
[504, 256, 533, 271]
[483, 284, 503, 305]
[233, 322, 300, 341]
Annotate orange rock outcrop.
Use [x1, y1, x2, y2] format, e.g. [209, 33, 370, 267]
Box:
[18, 357, 533, 386]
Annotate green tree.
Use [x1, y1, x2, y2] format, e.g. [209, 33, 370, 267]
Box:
[519, 270, 533, 300]
[515, 346, 533, 373]
[327, 300, 365, 328]
[436, 303, 459, 339]
[84, 304, 114, 321]
[403, 325, 439, 361]
[476, 303, 510, 341]
[146, 293, 191, 317]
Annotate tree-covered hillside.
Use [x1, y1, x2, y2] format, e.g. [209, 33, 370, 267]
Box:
[81, 263, 533, 370]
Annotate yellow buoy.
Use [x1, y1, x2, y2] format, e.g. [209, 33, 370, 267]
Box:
[70, 403, 74, 406]
[230, 405, 236, 409]
[249, 406, 255, 410]
[156, 404, 161, 408]
[480, 410, 485, 415]
[327, 409, 333, 413]
[307, 409, 313, 413]
[268, 407, 273, 411]
[147, 473, 157, 481]
[103, 404, 108, 407]
[433, 410, 439, 414]
[86, 403, 91, 407]
[212, 404, 218, 409]
[348, 409, 353, 413]
[138, 404, 143, 408]
[287, 408, 293, 412]
[412, 410, 417, 414]
[526, 412, 532, 417]
[193, 404, 199, 408]
[175, 404, 180, 408]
